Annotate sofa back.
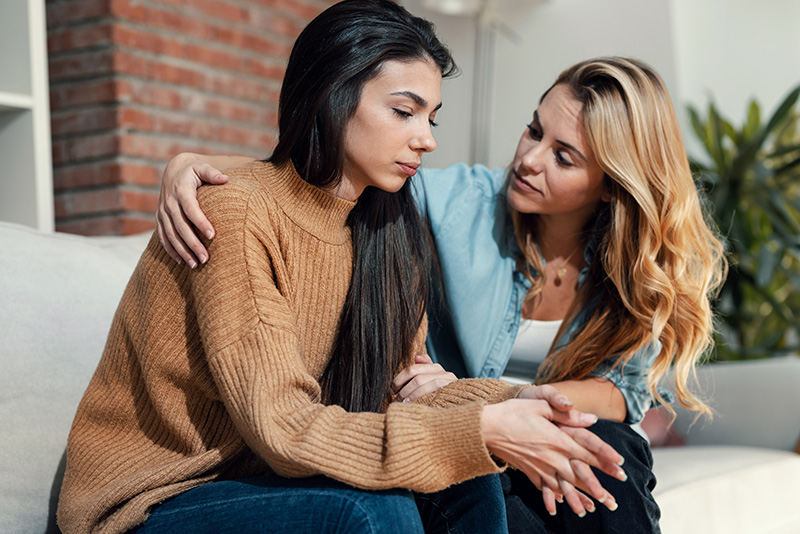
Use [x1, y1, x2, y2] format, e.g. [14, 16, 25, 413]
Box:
[0, 222, 150, 534]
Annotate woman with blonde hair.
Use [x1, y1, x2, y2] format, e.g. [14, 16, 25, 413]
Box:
[156, 56, 726, 533]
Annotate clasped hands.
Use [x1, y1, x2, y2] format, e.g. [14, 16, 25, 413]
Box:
[392, 354, 626, 517]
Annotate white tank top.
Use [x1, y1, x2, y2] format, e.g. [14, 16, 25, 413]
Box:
[501, 318, 562, 385]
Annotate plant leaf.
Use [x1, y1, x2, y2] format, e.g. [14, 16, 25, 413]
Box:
[731, 85, 800, 180]
[743, 99, 761, 141]
[755, 243, 779, 288]
[774, 153, 800, 175]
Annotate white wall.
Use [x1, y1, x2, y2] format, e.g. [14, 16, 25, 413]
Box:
[671, 0, 800, 125]
[401, 0, 479, 168]
[487, 0, 679, 168]
[402, 0, 799, 168]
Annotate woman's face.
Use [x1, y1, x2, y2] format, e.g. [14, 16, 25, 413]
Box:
[507, 84, 609, 225]
[335, 58, 442, 201]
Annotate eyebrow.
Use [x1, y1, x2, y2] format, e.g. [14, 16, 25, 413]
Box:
[391, 91, 443, 111]
[533, 111, 588, 163]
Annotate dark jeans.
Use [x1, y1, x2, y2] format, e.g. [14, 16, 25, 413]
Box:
[130, 473, 507, 534]
[502, 419, 660, 534]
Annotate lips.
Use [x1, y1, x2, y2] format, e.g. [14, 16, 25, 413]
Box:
[512, 171, 541, 194]
[397, 162, 420, 177]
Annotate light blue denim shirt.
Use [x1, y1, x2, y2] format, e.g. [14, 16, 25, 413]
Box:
[412, 163, 670, 424]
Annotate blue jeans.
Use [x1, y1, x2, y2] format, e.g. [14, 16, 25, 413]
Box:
[130, 473, 507, 534]
[502, 419, 660, 534]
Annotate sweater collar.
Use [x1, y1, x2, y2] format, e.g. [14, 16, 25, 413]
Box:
[264, 161, 356, 244]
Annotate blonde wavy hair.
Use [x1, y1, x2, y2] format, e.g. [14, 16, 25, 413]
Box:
[512, 57, 727, 416]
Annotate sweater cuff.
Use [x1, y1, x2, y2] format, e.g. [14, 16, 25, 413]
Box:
[385, 400, 501, 492]
[424, 378, 527, 408]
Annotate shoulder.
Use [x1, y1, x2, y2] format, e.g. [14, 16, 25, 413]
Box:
[417, 163, 507, 199]
[197, 160, 279, 226]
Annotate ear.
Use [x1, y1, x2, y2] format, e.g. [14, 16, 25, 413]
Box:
[601, 175, 613, 203]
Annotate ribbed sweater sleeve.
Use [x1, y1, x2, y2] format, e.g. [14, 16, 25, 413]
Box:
[191, 163, 501, 492]
[415, 379, 527, 409]
[58, 162, 511, 534]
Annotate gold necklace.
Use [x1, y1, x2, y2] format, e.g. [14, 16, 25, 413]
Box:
[553, 247, 580, 281]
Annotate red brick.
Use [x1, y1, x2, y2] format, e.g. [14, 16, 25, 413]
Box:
[157, 0, 251, 25]
[266, 0, 333, 22]
[114, 81, 277, 126]
[48, 49, 115, 82]
[121, 216, 156, 235]
[54, 162, 162, 191]
[248, 10, 306, 38]
[46, 0, 111, 29]
[121, 189, 159, 213]
[111, 50, 151, 79]
[49, 79, 129, 111]
[204, 25, 290, 57]
[119, 163, 162, 187]
[107, 24, 288, 78]
[52, 134, 120, 165]
[47, 23, 113, 54]
[118, 107, 155, 132]
[56, 216, 124, 236]
[55, 188, 123, 217]
[117, 133, 210, 161]
[51, 107, 116, 137]
[49, 0, 323, 235]
[54, 163, 120, 191]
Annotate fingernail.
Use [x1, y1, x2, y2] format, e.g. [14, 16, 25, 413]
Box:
[618, 470, 628, 482]
[189, 259, 198, 269]
[199, 254, 208, 264]
[587, 504, 596, 513]
[578, 510, 586, 518]
[402, 397, 410, 403]
[596, 493, 607, 504]
[549, 509, 557, 517]
[608, 501, 618, 512]
[617, 456, 625, 466]
[205, 230, 214, 239]
[581, 413, 598, 424]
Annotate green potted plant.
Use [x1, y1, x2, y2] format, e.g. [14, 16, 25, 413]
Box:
[688, 85, 800, 360]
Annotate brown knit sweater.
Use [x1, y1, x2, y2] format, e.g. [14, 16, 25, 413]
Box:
[57, 161, 522, 534]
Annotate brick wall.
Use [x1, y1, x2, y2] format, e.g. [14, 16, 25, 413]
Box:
[47, 0, 337, 235]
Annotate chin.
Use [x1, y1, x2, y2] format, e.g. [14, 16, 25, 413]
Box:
[507, 190, 539, 214]
[375, 177, 408, 194]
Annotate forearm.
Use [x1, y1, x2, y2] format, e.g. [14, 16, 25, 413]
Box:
[547, 378, 626, 422]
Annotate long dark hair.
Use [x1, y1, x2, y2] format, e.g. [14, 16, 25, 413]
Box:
[269, 0, 457, 412]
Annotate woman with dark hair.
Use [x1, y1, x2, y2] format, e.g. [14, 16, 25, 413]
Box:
[156, 56, 726, 533]
[57, 2, 625, 533]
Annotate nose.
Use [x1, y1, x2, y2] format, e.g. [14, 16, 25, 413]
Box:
[412, 122, 437, 153]
[519, 143, 545, 175]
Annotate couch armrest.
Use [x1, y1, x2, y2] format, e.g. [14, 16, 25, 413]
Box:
[670, 356, 800, 451]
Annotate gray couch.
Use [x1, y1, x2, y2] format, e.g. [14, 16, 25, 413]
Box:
[1, 220, 799, 533]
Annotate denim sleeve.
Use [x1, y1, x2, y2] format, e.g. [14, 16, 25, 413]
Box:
[589, 339, 675, 424]
[411, 164, 505, 229]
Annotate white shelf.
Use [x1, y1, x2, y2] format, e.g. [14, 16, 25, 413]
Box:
[0, 91, 34, 112]
[0, 0, 53, 232]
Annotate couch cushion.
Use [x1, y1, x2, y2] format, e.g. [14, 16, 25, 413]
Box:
[653, 445, 800, 534]
[0, 222, 150, 534]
